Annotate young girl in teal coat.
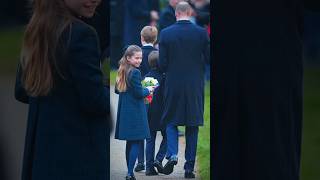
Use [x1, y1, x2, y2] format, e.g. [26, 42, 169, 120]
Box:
[115, 45, 154, 180]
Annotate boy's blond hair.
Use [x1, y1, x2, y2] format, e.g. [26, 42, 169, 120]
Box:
[140, 26, 158, 44]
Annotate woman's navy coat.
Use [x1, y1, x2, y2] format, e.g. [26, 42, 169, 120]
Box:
[115, 68, 151, 140]
[158, 20, 210, 126]
[15, 21, 109, 180]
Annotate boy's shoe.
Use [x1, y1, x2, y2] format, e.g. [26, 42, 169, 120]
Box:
[145, 167, 158, 176]
[125, 175, 136, 180]
[153, 160, 164, 174]
[184, 171, 196, 179]
[162, 156, 178, 175]
[134, 163, 145, 172]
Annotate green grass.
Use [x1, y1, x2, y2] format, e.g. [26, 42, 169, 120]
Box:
[301, 67, 320, 180]
[110, 70, 117, 85]
[0, 27, 24, 75]
[197, 82, 210, 180]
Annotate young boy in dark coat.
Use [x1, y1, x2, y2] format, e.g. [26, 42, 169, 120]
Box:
[144, 51, 167, 176]
[139, 26, 158, 77]
[134, 25, 158, 172]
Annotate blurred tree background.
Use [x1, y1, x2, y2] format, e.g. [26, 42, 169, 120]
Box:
[0, 1, 319, 180]
[0, 1, 29, 180]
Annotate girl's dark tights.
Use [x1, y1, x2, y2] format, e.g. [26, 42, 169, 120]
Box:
[125, 140, 143, 176]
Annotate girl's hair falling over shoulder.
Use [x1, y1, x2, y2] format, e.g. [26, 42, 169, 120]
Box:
[21, 0, 75, 97]
[116, 45, 142, 92]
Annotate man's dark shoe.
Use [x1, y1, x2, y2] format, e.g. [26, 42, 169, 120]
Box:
[162, 157, 178, 175]
[145, 167, 158, 176]
[125, 175, 136, 180]
[153, 160, 164, 174]
[184, 171, 196, 179]
[134, 163, 145, 172]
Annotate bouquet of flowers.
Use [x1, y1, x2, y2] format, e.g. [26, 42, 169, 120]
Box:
[142, 77, 159, 104]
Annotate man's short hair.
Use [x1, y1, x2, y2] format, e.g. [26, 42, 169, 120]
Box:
[140, 26, 158, 44]
[148, 50, 159, 69]
[175, 1, 191, 13]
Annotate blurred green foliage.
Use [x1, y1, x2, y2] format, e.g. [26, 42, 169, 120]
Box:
[301, 67, 320, 180]
[0, 27, 24, 75]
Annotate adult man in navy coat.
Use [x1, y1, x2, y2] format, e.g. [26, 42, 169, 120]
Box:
[158, 2, 209, 178]
[213, 0, 320, 180]
[123, 0, 159, 47]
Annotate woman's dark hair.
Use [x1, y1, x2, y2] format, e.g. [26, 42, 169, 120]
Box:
[21, 0, 74, 96]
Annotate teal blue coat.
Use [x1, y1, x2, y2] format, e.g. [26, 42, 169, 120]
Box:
[115, 68, 151, 140]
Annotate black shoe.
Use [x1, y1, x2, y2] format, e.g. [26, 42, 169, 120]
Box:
[184, 171, 196, 179]
[125, 175, 136, 180]
[134, 163, 145, 172]
[153, 160, 164, 174]
[162, 157, 178, 175]
[145, 167, 158, 176]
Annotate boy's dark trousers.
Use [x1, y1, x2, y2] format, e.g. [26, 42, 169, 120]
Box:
[166, 123, 199, 172]
[146, 129, 167, 170]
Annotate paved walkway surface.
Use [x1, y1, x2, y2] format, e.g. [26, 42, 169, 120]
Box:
[0, 76, 28, 180]
[110, 86, 199, 180]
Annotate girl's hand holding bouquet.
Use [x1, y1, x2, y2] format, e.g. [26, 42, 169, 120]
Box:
[142, 77, 159, 104]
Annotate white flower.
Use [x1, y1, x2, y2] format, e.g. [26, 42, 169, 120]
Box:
[151, 79, 159, 85]
[143, 77, 159, 86]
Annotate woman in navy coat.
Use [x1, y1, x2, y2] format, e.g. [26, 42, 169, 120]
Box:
[114, 45, 152, 180]
[15, 0, 109, 179]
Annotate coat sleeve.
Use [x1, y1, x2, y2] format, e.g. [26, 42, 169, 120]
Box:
[14, 64, 29, 104]
[127, 0, 151, 20]
[203, 29, 210, 65]
[128, 69, 150, 99]
[158, 31, 169, 73]
[68, 24, 108, 116]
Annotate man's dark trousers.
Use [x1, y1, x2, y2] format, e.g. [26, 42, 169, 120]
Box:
[166, 123, 199, 171]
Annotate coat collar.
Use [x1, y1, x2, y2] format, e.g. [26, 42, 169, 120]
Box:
[142, 43, 154, 47]
[176, 20, 192, 24]
[142, 45, 154, 49]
